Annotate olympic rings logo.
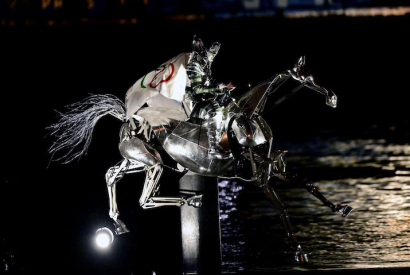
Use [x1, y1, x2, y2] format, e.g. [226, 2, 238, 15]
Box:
[140, 63, 175, 89]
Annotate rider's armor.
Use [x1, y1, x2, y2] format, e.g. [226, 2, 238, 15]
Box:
[186, 42, 221, 100]
[186, 37, 227, 158]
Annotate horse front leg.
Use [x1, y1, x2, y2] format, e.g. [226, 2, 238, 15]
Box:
[106, 159, 145, 234]
[260, 184, 308, 262]
[248, 147, 307, 262]
[277, 172, 353, 217]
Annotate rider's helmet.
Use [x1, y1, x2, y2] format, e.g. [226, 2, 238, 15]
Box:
[191, 36, 221, 85]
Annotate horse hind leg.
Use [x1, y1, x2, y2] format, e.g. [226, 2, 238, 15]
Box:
[139, 163, 163, 206]
[118, 130, 202, 209]
[139, 164, 203, 209]
[106, 159, 145, 235]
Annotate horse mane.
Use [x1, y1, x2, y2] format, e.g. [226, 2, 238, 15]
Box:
[236, 74, 281, 118]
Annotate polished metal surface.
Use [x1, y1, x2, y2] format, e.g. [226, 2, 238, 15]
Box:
[289, 56, 337, 108]
[157, 119, 234, 176]
[188, 36, 220, 83]
[236, 57, 337, 119]
[231, 116, 267, 147]
[50, 54, 346, 262]
[105, 158, 145, 235]
[119, 136, 162, 167]
[130, 58, 344, 261]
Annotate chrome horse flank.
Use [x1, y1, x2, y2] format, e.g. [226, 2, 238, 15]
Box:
[49, 57, 352, 262]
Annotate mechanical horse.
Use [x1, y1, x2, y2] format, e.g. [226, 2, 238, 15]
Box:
[49, 56, 353, 262]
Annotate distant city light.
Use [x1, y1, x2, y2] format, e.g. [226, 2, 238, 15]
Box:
[285, 6, 410, 19]
[95, 227, 114, 249]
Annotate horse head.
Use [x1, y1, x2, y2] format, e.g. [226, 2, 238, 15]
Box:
[219, 57, 338, 181]
[235, 56, 337, 120]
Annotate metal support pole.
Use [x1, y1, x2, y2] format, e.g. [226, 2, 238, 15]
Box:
[179, 172, 221, 275]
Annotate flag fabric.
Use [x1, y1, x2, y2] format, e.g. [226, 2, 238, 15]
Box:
[125, 53, 191, 120]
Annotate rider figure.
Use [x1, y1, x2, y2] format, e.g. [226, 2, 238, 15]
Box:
[186, 36, 235, 157]
[125, 36, 235, 158]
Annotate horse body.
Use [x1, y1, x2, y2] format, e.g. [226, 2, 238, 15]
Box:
[153, 119, 234, 176]
[49, 56, 351, 262]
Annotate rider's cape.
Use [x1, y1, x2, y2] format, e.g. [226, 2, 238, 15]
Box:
[125, 53, 191, 123]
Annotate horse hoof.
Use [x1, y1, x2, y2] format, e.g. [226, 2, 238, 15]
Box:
[187, 195, 203, 208]
[294, 246, 308, 263]
[114, 218, 130, 235]
[337, 204, 353, 218]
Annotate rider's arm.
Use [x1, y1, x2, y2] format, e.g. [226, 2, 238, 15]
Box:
[187, 69, 221, 95]
[186, 57, 222, 99]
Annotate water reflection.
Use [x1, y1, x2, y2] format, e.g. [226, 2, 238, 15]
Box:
[219, 138, 410, 273]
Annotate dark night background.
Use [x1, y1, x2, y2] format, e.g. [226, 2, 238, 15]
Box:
[1, 1, 410, 274]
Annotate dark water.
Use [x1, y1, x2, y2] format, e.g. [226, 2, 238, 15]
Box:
[219, 137, 410, 273]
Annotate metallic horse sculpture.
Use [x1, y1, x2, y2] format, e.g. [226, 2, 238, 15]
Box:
[49, 56, 352, 262]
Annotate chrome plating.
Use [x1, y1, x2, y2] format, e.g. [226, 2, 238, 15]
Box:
[50, 55, 352, 262]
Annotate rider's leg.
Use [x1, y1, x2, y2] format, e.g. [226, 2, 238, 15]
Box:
[206, 104, 228, 158]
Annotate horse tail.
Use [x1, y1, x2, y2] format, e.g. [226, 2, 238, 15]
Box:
[48, 94, 126, 164]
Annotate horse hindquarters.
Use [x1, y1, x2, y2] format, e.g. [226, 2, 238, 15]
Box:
[117, 122, 203, 209]
[119, 123, 163, 166]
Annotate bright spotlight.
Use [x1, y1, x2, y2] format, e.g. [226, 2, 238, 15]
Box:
[95, 227, 114, 249]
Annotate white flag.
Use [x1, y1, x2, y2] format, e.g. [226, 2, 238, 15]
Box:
[126, 53, 190, 119]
